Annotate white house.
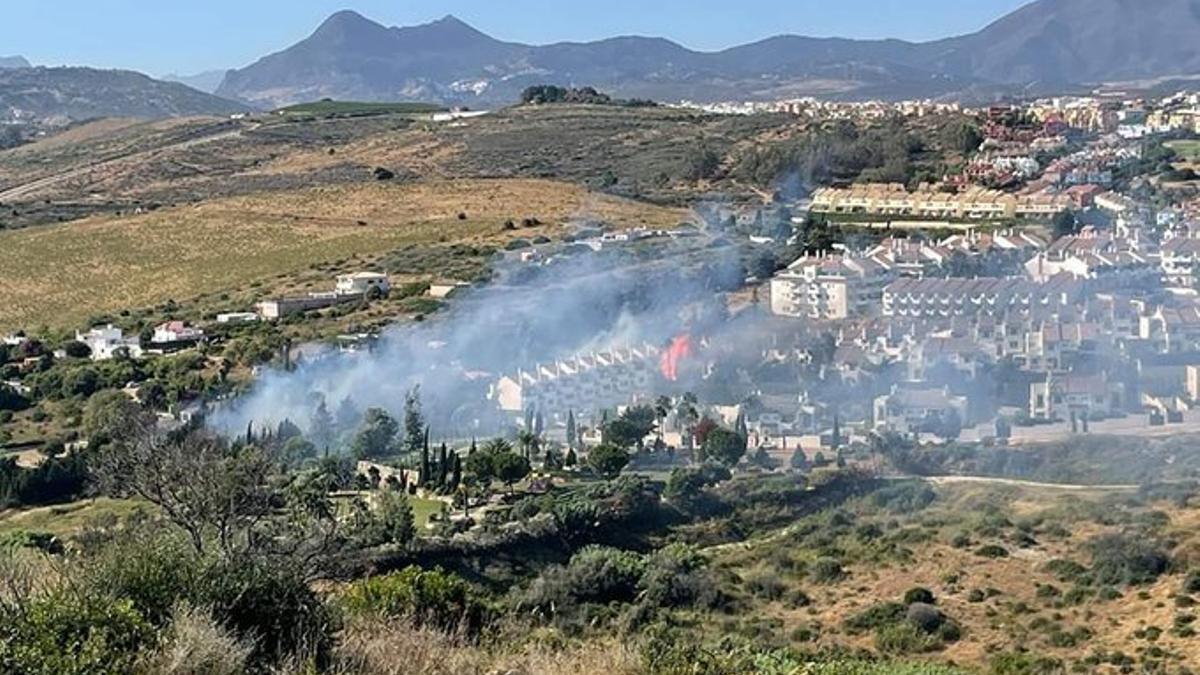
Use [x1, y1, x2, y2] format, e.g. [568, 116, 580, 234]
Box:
[151, 321, 205, 344]
[76, 325, 143, 361]
[335, 272, 391, 297]
[216, 312, 260, 324]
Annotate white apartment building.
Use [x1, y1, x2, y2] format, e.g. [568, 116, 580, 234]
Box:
[770, 254, 892, 320]
[490, 343, 662, 418]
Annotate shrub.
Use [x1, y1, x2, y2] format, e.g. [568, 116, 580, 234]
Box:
[199, 559, 337, 667]
[0, 591, 154, 675]
[989, 651, 1064, 675]
[845, 602, 908, 634]
[343, 566, 486, 635]
[810, 557, 847, 584]
[905, 603, 945, 632]
[875, 622, 939, 655]
[903, 587, 936, 605]
[975, 544, 1010, 559]
[1183, 569, 1200, 594]
[1087, 533, 1171, 586]
[1042, 559, 1088, 584]
[519, 546, 647, 617]
[137, 604, 252, 675]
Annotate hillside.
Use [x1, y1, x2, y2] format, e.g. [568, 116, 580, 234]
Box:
[0, 66, 249, 122]
[0, 56, 30, 69]
[217, 0, 1200, 107]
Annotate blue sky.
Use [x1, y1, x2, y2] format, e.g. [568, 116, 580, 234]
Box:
[1, 0, 1032, 76]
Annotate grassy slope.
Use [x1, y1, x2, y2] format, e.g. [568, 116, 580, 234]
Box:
[708, 481, 1200, 670]
[0, 178, 685, 331]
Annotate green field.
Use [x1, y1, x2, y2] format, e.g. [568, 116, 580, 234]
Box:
[276, 100, 447, 117]
[1167, 139, 1200, 161]
[0, 498, 146, 537]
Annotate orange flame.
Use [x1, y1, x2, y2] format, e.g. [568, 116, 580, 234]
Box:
[660, 335, 693, 381]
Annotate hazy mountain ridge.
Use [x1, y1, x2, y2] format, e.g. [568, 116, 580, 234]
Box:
[162, 70, 229, 94]
[0, 56, 31, 69]
[0, 67, 250, 121]
[217, 0, 1200, 107]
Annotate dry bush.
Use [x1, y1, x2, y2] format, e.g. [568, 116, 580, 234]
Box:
[321, 618, 639, 675]
[138, 604, 253, 675]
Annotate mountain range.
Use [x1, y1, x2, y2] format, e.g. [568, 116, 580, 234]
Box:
[0, 67, 248, 122]
[217, 0, 1200, 108]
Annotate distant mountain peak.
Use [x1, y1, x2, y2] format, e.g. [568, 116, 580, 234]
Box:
[313, 9, 386, 38]
[0, 55, 31, 70]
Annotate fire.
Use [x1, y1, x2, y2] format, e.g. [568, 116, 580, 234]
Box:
[660, 335, 692, 381]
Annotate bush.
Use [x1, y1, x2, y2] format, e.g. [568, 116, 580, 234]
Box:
[845, 602, 908, 634]
[198, 559, 337, 667]
[137, 604, 252, 675]
[875, 622, 939, 655]
[519, 546, 647, 618]
[1042, 559, 1088, 584]
[343, 566, 486, 635]
[0, 591, 154, 675]
[905, 603, 945, 632]
[975, 544, 1010, 559]
[1087, 533, 1171, 586]
[810, 557, 847, 584]
[903, 587, 936, 605]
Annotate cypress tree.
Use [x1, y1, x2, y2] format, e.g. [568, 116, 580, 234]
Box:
[437, 443, 449, 485]
[449, 454, 462, 490]
[420, 427, 431, 486]
[566, 410, 577, 449]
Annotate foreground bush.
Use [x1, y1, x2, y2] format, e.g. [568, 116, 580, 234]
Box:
[343, 566, 488, 635]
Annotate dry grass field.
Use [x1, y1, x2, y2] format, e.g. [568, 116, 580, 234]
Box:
[0, 178, 685, 331]
[710, 481, 1200, 672]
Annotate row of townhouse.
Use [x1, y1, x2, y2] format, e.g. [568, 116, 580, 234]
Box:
[490, 343, 662, 420]
[810, 183, 1070, 221]
[881, 275, 1084, 319]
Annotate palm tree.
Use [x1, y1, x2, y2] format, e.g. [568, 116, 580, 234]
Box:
[482, 438, 513, 455]
[654, 395, 673, 438]
[516, 430, 540, 461]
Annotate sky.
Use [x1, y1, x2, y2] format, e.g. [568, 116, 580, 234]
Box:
[0, 0, 1033, 77]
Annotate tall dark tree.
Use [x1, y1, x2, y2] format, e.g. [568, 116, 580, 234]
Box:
[419, 426, 431, 485]
[311, 397, 335, 450]
[566, 410, 578, 449]
[437, 442, 449, 486]
[403, 386, 425, 453]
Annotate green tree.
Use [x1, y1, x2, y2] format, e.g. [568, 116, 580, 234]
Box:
[699, 428, 747, 468]
[351, 408, 399, 460]
[565, 410, 578, 449]
[310, 397, 335, 451]
[374, 489, 416, 546]
[587, 443, 630, 479]
[402, 386, 425, 453]
[82, 390, 141, 448]
[491, 452, 531, 494]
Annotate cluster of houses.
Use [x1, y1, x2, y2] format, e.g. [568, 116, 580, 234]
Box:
[766, 213, 1200, 436]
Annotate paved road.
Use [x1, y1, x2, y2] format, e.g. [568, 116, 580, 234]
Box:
[920, 475, 1139, 492]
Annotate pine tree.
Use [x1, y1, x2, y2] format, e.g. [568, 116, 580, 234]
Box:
[403, 386, 425, 453]
[245, 420, 255, 446]
[566, 410, 577, 449]
[311, 397, 335, 450]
